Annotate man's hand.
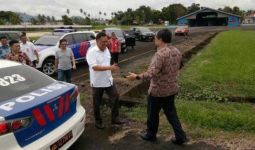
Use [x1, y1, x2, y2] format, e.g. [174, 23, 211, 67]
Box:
[14, 54, 19, 61]
[72, 65, 76, 70]
[54, 67, 58, 72]
[126, 72, 137, 81]
[110, 63, 119, 72]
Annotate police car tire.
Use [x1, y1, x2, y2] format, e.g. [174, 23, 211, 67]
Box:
[42, 58, 56, 76]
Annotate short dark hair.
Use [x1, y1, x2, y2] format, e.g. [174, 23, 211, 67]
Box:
[96, 32, 107, 40]
[0, 35, 7, 40]
[20, 33, 26, 38]
[21, 31, 26, 36]
[59, 39, 67, 48]
[156, 29, 172, 43]
[9, 40, 19, 47]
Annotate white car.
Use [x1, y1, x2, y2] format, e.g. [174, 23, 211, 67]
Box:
[34, 31, 96, 76]
[0, 59, 86, 150]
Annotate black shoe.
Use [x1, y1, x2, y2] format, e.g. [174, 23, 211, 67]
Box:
[171, 137, 188, 145]
[140, 134, 157, 142]
[95, 123, 105, 129]
[111, 118, 125, 125]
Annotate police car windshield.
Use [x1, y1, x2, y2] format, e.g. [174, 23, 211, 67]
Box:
[34, 35, 61, 46]
[0, 65, 55, 101]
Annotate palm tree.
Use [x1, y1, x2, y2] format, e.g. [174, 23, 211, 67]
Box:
[66, 9, 70, 16]
[99, 11, 102, 20]
[80, 9, 83, 14]
[88, 13, 91, 18]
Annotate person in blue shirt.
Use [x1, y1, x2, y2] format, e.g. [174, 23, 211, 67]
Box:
[0, 36, 10, 58]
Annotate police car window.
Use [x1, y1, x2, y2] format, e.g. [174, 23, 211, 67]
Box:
[34, 35, 61, 46]
[63, 34, 75, 45]
[86, 33, 94, 41]
[73, 34, 86, 43]
[0, 65, 55, 101]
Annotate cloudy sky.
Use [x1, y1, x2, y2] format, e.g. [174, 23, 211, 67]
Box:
[1, 0, 254, 19]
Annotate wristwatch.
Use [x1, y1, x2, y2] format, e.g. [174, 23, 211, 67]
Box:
[136, 75, 141, 80]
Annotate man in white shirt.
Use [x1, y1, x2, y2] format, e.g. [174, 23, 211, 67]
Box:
[20, 34, 39, 67]
[86, 32, 123, 129]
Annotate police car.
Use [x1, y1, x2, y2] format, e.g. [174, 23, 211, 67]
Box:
[34, 30, 96, 76]
[0, 60, 86, 150]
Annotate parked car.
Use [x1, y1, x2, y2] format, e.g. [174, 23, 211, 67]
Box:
[104, 28, 128, 53]
[0, 59, 86, 150]
[34, 30, 96, 76]
[130, 27, 155, 41]
[174, 25, 189, 36]
[0, 31, 22, 42]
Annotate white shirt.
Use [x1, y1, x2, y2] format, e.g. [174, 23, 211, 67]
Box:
[20, 41, 37, 61]
[86, 45, 113, 87]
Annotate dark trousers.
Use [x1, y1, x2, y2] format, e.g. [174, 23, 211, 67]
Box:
[111, 52, 119, 65]
[57, 69, 72, 83]
[31, 60, 37, 68]
[92, 85, 119, 124]
[147, 95, 187, 140]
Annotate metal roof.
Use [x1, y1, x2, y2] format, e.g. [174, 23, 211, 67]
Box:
[177, 7, 241, 20]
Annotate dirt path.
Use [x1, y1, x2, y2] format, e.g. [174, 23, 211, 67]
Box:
[69, 124, 224, 150]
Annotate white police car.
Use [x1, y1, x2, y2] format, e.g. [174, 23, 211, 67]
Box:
[34, 30, 96, 76]
[0, 60, 86, 150]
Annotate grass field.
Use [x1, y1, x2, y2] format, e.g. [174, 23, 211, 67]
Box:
[121, 30, 255, 139]
[122, 100, 255, 138]
[179, 30, 255, 101]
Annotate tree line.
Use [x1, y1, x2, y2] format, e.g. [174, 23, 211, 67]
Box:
[0, 11, 21, 25]
[112, 3, 246, 25]
[0, 3, 253, 25]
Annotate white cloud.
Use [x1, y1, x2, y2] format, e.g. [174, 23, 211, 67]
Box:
[0, 0, 254, 19]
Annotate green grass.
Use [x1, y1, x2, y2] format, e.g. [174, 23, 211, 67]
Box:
[179, 30, 255, 100]
[30, 36, 40, 42]
[79, 93, 88, 103]
[122, 100, 255, 138]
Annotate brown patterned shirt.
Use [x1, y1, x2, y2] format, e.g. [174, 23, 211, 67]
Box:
[139, 45, 182, 97]
[5, 51, 31, 66]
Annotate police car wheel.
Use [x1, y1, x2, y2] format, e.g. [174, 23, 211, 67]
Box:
[42, 58, 55, 76]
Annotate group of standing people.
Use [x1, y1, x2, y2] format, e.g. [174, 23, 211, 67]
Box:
[53, 30, 120, 84]
[0, 28, 188, 145]
[0, 33, 39, 67]
[86, 28, 188, 145]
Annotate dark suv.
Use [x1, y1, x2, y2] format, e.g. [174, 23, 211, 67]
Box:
[130, 27, 155, 42]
